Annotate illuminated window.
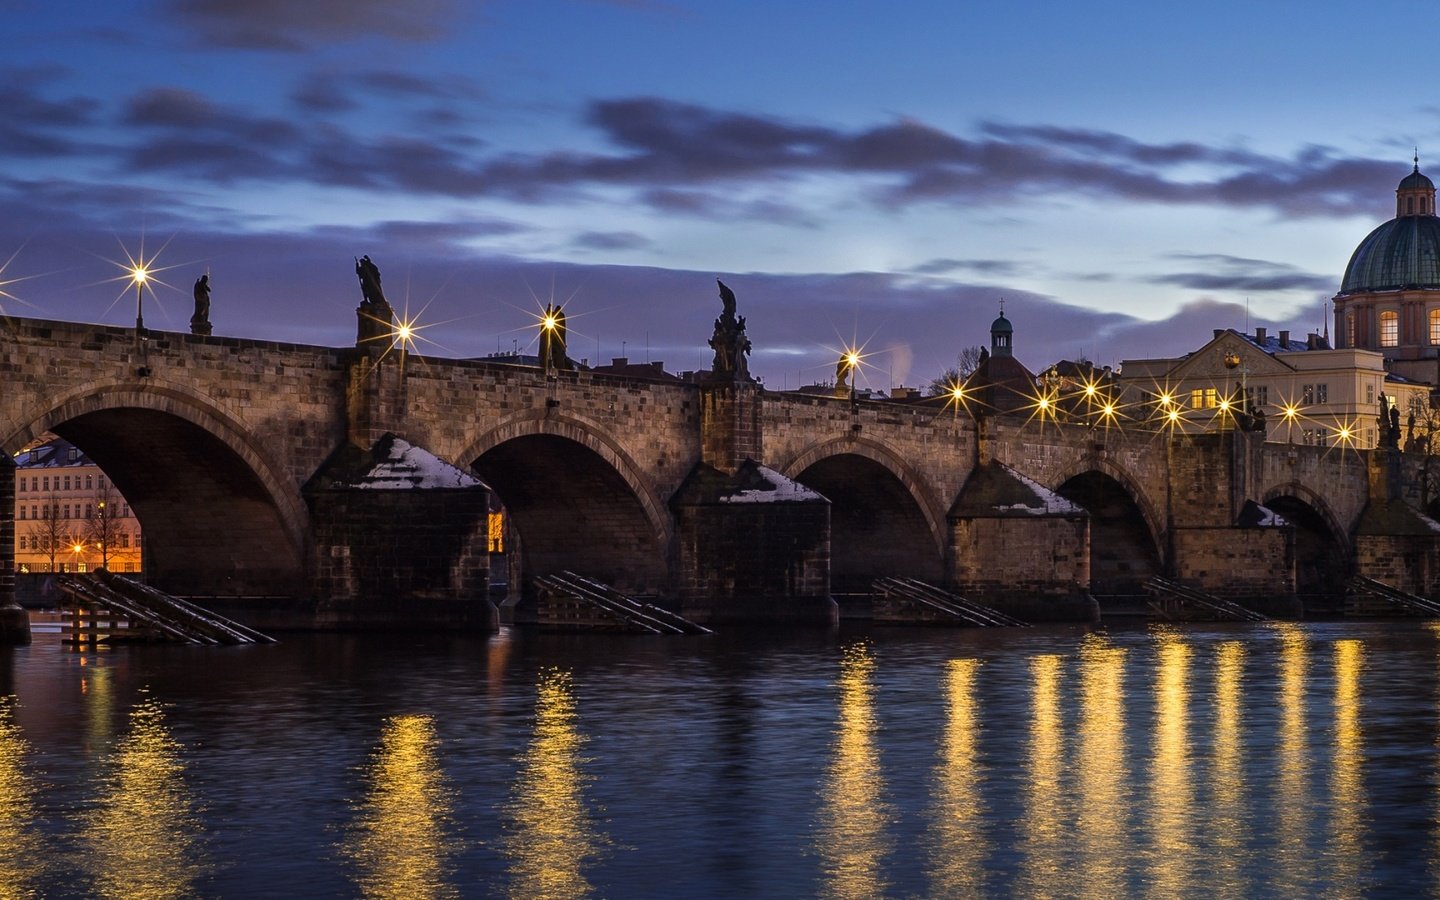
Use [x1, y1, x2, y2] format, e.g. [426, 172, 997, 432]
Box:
[1346, 312, 1355, 347]
[1380, 310, 1399, 347]
[1430, 309, 1440, 345]
[1190, 388, 1220, 409]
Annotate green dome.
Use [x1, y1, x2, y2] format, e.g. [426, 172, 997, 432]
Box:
[1339, 215, 1440, 294]
[990, 314, 1013, 333]
[1400, 168, 1435, 192]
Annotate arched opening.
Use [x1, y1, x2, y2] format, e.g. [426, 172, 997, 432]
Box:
[471, 434, 667, 600]
[793, 453, 941, 594]
[1265, 494, 1347, 601]
[1056, 471, 1161, 594]
[44, 408, 306, 598]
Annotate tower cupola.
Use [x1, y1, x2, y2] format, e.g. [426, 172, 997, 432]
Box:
[990, 302, 1013, 357]
[1396, 153, 1436, 217]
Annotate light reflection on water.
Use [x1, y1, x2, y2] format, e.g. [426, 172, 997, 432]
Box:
[1, 621, 1438, 896]
[817, 642, 891, 899]
[927, 656, 984, 895]
[1077, 636, 1126, 897]
[503, 667, 604, 900]
[83, 695, 205, 899]
[344, 714, 457, 899]
[0, 697, 43, 898]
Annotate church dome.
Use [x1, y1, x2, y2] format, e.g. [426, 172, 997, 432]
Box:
[1339, 215, 1440, 294]
[1399, 168, 1435, 192]
[990, 313, 1013, 334]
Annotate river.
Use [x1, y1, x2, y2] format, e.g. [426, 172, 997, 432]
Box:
[1, 619, 1438, 897]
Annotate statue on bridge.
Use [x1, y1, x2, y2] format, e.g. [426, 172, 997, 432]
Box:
[190, 273, 212, 336]
[355, 255, 390, 309]
[538, 303, 572, 372]
[353, 254, 395, 345]
[1380, 394, 1402, 450]
[708, 279, 752, 381]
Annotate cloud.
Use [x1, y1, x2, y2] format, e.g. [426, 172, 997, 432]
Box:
[1147, 253, 1332, 293]
[908, 258, 1020, 277]
[572, 231, 650, 251]
[0, 66, 99, 158]
[164, 0, 463, 50]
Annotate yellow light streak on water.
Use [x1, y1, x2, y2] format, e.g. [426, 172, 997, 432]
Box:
[505, 668, 603, 900]
[1149, 631, 1192, 897]
[1330, 639, 1366, 891]
[345, 715, 457, 899]
[83, 697, 205, 900]
[818, 643, 891, 900]
[1210, 641, 1249, 899]
[1274, 623, 1310, 896]
[0, 698, 42, 899]
[927, 657, 984, 895]
[1019, 654, 1066, 897]
[1077, 638, 1127, 897]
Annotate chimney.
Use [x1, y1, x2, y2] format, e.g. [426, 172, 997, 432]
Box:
[1307, 333, 1318, 350]
[612, 357, 628, 367]
[1279, 330, 1290, 349]
[1213, 329, 1224, 340]
[1255, 326, 1267, 342]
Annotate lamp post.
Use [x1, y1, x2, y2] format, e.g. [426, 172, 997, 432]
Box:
[131, 265, 148, 334]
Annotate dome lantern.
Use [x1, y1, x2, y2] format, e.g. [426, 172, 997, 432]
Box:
[1396, 152, 1436, 217]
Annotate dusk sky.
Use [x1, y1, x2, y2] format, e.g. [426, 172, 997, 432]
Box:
[3, 1, 1435, 390]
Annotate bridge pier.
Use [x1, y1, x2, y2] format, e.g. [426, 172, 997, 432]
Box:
[0, 454, 29, 645]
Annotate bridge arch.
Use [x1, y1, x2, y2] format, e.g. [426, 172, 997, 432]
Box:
[778, 437, 947, 592]
[461, 410, 672, 596]
[1052, 462, 1164, 593]
[1262, 481, 1351, 597]
[5, 378, 310, 597]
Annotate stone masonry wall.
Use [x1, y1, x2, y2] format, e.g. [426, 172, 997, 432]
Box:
[1172, 526, 1295, 605]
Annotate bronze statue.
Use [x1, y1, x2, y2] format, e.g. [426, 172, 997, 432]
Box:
[190, 273, 212, 336]
[355, 255, 387, 307]
[707, 279, 752, 380]
[717, 279, 737, 319]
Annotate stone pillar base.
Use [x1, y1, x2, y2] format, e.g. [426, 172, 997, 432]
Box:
[0, 606, 31, 646]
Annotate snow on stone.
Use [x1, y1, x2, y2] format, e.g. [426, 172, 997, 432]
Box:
[1252, 504, 1289, 527]
[719, 465, 824, 503]
[354, 438, 483, 490]
[994, 465, 1083, 516]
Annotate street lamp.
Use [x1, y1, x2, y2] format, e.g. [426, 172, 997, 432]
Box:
[131, 264, 149, 333]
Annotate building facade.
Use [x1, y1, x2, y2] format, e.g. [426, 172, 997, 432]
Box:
[13, 437, 142, 574]
[1118, 328, 1430, 449]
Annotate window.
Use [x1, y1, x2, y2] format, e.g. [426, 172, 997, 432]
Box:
[62, 504, 70, 520]
[1316, 383, 1328, 404]
[1302, 384, 1315, 404]
[17, 537, 25, 550]
[17, 508, 24, 521]
[1367, 383, 1376, 404]
[1409, 197, 1416, 215]
[120, 534, 130, 548]
[1190, 388, 1218, 409]
[1346, 312, 1355, 347]
[1413, 396, 1427, 416]
[1252, 385, 1269, 407]
[1380, 310, 1399, 347]
[41, 477, 48, 491]
[1430, 309, 1440, 345]
[85, 475, 93, 490]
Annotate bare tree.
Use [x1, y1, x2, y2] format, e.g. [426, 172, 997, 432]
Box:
[926, 345, 985, 397]
[25, 492, 72, 572]
[84, 483, 125, 570]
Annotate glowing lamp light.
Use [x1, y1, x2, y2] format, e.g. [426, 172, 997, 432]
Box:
[1166, 409, 1181, 424]
[844, 351, 861, 370]
[1218, 398, 1232, 412]
[1037, 396, 1051, 411]
[542, 314, 559, 332]
[130, 266, 149, 286]
[950, 385, 965, 402]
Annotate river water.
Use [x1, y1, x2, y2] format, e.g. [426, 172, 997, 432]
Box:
[1, 619, 1439, 897]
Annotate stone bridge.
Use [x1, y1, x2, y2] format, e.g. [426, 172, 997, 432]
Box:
[0, 310, 1429, 637]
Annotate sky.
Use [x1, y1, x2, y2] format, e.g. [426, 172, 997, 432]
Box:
[2, 0, 1437, 392]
